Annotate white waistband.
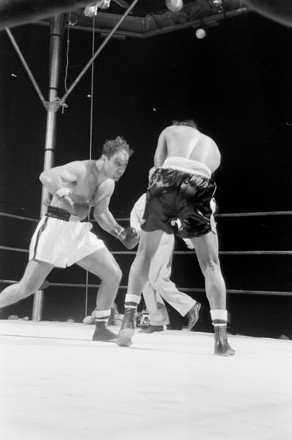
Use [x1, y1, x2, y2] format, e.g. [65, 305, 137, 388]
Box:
[161, 157, 211, 178]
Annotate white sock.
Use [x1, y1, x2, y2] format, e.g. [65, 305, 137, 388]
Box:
[125, 294, 140, 308]
[94, 309, 110, 322]
[210, 309, 228, 322]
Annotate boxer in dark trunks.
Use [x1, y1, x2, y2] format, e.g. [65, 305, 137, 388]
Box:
[117, 120, 235, 356]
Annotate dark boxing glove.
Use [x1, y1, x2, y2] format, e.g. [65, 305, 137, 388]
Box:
[170, 217, 191, 238]
[110, 224, 139, 249]
[56, 188, 90, 219]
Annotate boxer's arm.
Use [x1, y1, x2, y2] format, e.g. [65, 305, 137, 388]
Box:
[39, 161, 84, 195]
[94, 180, 139, 249]
[95, 203, 139, 249]
[93, 180, 116, 232]
[94, 204, 117, 232]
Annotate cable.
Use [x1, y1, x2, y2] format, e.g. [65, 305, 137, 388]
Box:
[84, 13, 97, 318]
[64, 13, 71, 96]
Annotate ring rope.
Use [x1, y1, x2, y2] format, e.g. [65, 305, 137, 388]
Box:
[1, 210, 292, 302]
[0, 280, 291, 297]
[0, 212, 38, 222]
[115, 210, 292, 222]
[1, 246, 292, 256]
[2, 210, 292, 224]
[0, 246, 28, 253]
[214, 211, 292, 217]
[174, 251, 292, 256]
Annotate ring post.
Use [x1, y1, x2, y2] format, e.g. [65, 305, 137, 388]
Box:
[32, 14, 64, 322]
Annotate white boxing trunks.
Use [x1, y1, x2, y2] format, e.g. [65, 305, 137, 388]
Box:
[29, 213, 105, 268]
[161, 156, 212, 178]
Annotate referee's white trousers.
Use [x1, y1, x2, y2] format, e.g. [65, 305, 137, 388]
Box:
[142, 233, 195, 326]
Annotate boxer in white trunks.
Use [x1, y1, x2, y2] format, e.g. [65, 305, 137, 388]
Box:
[117, 121, 235, 356]
[0, 136, 139, 341]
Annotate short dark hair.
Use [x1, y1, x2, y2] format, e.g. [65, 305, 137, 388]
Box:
[102, 136, 134, 158]
[172, 119, 198, 129]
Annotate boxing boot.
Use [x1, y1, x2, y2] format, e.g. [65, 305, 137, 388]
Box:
[213, 320, 235, 356]
[92, 321, 117, 342]
[116, 307, 136, 347]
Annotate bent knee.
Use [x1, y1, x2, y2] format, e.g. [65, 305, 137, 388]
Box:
[14, 283, 36, 299]
[110, 266, 122, 284]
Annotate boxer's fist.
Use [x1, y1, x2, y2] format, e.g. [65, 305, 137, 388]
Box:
[110, 224, 139, 249]
[119, 227, 139, 249]
[56, 188, 90, 219]
[64, 194, 90, 219]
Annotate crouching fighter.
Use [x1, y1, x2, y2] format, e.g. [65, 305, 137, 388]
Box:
[130, 173, 201, 334]
[0, 136, 139, 341]
[117, 120, 235, 356]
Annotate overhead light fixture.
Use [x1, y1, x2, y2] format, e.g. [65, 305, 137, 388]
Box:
[195, 27, 207, 39]
[165, 0, 184, 12]
[212, 0, 224, 12]
[84, 0, 111, 17]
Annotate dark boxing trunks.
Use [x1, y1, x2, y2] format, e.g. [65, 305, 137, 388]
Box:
[141, 158, 216, 239]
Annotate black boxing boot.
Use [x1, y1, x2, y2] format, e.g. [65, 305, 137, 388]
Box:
[116, 307, 136, 347]
[213, 320, 235, 356]
[92, 321, 117, 342]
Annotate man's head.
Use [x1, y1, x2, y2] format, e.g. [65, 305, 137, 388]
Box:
[101, 136, 134, 181]
[172, 119, 198, 129]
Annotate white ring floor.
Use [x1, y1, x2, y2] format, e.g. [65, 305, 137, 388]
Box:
[0, 320, 291, 440]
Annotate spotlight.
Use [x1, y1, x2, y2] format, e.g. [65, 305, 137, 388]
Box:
[165, 0, 184, 12]
[195, 27, 207, 39]
[98, 0, 111, 9]
[212, 0, 224, 12]
[84, 0, 111, 17]
[84, 4, 98, 16]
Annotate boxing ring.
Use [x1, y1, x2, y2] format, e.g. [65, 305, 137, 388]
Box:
[1, 209, 292, 439]
[0, 322, 292, 439]
[1, 1, 292, 438]
[1, 209, 292, 318]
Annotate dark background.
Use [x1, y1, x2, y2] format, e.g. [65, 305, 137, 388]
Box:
[0, 10, 292, 338]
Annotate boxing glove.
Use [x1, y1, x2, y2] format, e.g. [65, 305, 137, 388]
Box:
[110, 224, 139, 249]
[56, 188, 90, 219]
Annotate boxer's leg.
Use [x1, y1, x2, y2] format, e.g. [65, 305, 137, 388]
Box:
[117, 229, 164, 346]
[191, 232, 235, 356]
[0, 259, 54, 309]
[77, 247, 122, 341]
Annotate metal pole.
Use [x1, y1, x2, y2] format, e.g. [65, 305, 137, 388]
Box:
[59, 0, 140, 105]
[32, 14, 64, 322]
[5, 28, 47, 105]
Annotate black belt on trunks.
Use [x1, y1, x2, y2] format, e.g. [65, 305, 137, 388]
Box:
[46, 205, 80, 222]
